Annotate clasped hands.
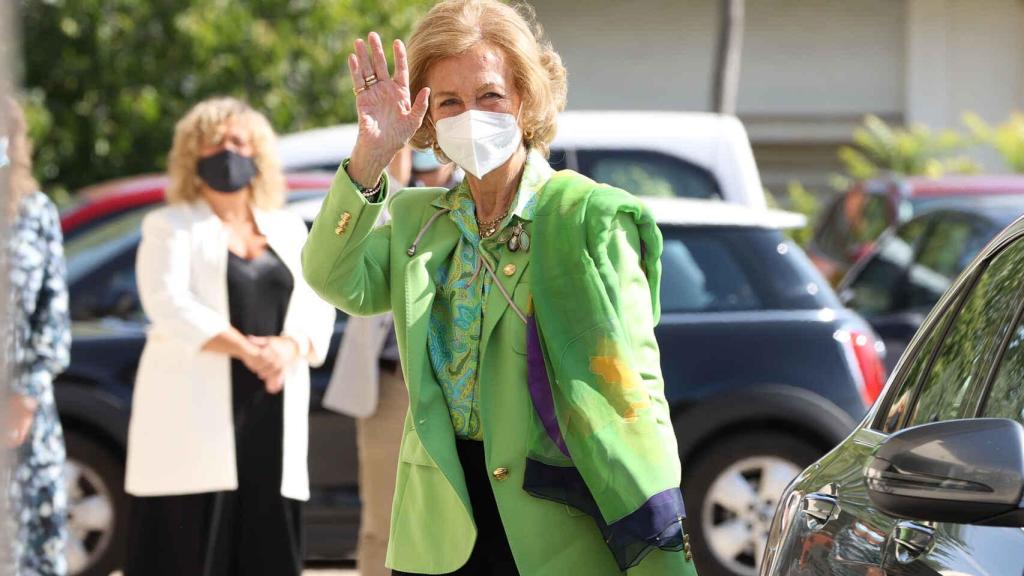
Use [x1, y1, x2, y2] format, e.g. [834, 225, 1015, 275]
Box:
[242, 335, 300, 394]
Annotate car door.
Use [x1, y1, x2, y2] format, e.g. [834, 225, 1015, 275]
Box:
[876, 235, 1024, 575]
[776, 233, 1024, 576]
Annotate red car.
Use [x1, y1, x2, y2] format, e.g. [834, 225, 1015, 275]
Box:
[808, 175, 1024, 285]
[61, 172, 337, 239]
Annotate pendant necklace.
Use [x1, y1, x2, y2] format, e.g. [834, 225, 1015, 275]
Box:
[477, 205, 512, 239]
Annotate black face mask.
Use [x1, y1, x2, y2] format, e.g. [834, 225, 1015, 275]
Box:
[197, 149, 258, 194]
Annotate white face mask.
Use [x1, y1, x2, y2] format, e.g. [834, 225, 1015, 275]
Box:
[434, 109, 522, 179]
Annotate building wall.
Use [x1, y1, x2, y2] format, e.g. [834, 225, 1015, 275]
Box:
[906, 0, 1024, 128]
[534, 0, 1024, 195]
[532, 0, 717, 112]
[533, 0, 905, 192]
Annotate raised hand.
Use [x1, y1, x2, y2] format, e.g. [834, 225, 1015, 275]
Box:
[348, 32, 430, 188]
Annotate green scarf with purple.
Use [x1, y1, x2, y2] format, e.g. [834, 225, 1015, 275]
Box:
[524, 171, 687, 570]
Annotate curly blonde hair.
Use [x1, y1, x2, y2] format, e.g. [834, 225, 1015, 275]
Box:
[166, 97, 285, 209]
[407, 0, 568, 158]
[5, 98, 41, 218]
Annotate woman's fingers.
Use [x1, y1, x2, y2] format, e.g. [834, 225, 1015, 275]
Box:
[348, 53, 364, 92]
[411, 87, 431, 123]
[262, 368, 285, 394]
[393, 39, 409, 88]
[368, 32, 390, 82]
[354, 38, 374, 84]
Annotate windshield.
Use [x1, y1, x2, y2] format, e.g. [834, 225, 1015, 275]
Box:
[661, 227, 839, 312]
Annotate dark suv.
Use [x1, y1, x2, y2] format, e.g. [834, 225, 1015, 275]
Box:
[762, 214, 1024, 575]
[807, 175, 1024, 285]
[839, 195, 1024, 371]
[57, 191, 879, 576]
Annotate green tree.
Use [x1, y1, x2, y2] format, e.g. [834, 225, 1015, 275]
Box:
[963, 111, 1024, 173]
[769, 180, 818, 247]
[19, 0, 434, 199]
[835, 114, 980, 185]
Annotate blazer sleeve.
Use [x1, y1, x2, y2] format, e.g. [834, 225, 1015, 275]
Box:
[278, 212, 337, 368]
[136, 210, 231, 352]
[302, 164, 393, 317]
[605, 214, 676, 435]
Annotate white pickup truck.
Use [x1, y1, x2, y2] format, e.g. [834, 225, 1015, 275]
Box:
[279, 110, 767, 209]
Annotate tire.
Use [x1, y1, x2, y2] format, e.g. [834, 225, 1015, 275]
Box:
[63, 430, 128, 576]
[682, 431, 820, 576]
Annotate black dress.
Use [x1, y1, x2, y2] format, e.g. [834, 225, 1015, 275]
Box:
[125, 249, 302, 576]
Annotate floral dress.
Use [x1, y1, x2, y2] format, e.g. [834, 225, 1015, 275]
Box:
[6, 191, 71, 576]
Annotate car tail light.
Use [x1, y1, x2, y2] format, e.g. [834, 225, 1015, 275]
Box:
[835, 329, 887, 407]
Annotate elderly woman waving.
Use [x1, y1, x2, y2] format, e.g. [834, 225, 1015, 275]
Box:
[303, 1, 698, 575]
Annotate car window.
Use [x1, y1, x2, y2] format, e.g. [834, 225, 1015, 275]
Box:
[65, 208, 153, 284]
[980, 279, 1024, 425]
[903, 216, 980, 313]
[904, 240, 1024, 428]
[877, 322, 946, 433]
[660, 236, 759, 312]
[70, 246, 143, 322]
[576, 150, 721, 200]
[814, 190, 891, 262]
[659, 228, 836, 313]
[845, 216, 930, 315]
[982, 326, 1024, 425]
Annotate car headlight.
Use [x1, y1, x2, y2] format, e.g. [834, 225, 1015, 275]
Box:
[760, 486, 804, 576]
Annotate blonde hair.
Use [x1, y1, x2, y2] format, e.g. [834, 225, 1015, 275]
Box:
[407, 0, 567, 158]
[166, 97, 285, 209]
[5, 98, 40, 218]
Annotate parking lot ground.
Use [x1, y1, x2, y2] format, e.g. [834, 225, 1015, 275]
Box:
[113, 567, 359, 575]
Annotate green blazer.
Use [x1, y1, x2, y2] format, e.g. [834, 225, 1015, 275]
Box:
[302, 167, 696, 575]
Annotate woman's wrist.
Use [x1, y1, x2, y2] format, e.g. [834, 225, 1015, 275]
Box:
[348, 143, 395, 190]
[344, 160, 385, 199]
[238, 339, 262, 363]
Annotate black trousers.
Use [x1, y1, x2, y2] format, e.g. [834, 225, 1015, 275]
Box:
[393, 439, 520, 576]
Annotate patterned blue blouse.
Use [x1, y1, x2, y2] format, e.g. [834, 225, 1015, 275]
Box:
[427, 150, 553, 440]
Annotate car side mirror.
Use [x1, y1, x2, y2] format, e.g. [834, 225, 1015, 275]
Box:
[866, 418, 1024, 527]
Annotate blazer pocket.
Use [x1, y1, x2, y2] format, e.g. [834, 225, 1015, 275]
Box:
[399, 428, 439, 468]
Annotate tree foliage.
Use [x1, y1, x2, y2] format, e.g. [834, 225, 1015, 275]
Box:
[963, 111, 1024, 174]
[18, 0, 434, 198]
[836, 114, 980, 183]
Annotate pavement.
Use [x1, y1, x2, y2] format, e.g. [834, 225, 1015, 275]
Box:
[113, 568, 358, 575]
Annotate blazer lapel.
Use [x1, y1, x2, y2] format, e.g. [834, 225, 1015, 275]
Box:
[480, 228, 532, 354]
[401, 212, 460, 426]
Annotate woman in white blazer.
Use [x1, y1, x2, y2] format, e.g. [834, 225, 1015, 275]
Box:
[124, 97, 335, 576]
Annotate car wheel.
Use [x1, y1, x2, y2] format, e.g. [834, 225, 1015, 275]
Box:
[683, 432, 819, 576]
[63, 431, 127, 576]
